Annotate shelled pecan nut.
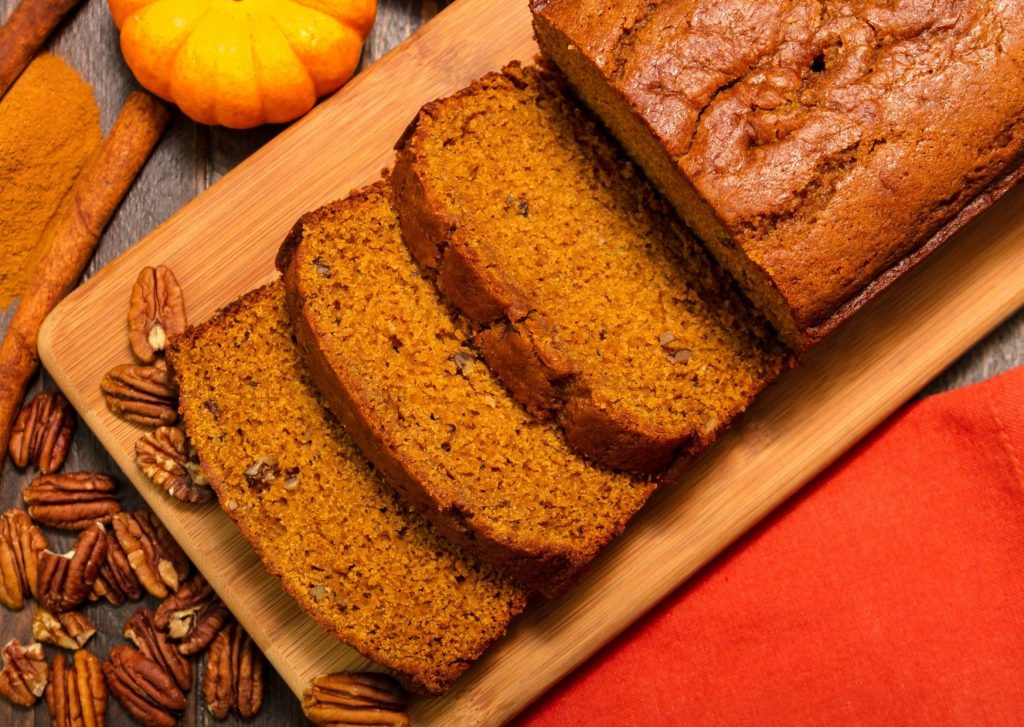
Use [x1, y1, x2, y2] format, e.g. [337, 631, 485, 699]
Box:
[37, 523, 108, 612]
[47, 650, 106, 727]
[103, 645, 185, 727]
[301, 671, 410, 727]
[90, 535, 144, 606]
[32, 608, 96, 650]
[0, 508, 47, 609]
[0, 639, 48, 707]
[203, 621, 264, 720]
[8, 390, 75, 473]
[22, 473, 121, 530]
[124, 608, 191, 693]
[155, 572, 230, 654]
[135, 426, 213, 504]
[111, 510, 189, 599]
[100, 364, 178, 427]
[128, 265, 187, 363]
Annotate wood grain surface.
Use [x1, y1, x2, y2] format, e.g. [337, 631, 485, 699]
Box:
[2, 1, 1023, 726]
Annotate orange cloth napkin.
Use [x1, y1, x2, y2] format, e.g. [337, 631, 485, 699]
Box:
[518, 365, 1024, 726]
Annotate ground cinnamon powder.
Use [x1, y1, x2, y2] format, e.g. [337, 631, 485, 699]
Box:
[0, 52, 100, 307]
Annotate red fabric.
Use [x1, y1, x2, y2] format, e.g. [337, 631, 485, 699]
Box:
[518, 366, 1024, 726]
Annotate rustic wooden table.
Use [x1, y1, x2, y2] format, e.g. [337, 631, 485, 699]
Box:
[0, 0, 1021, 725]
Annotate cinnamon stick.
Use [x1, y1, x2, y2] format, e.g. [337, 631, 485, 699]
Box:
[0, 91, 169, 461]
[0, 0, 84, 99]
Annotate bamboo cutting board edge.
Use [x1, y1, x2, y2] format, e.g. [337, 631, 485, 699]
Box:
[36, 0, 1024, 721]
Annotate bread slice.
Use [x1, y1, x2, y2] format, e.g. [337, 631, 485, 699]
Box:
[392, 63, 789, 473]
[277, 181, 655, 596]
[168, 282, 527, 695]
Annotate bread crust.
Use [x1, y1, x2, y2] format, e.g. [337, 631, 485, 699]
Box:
[801, 160, 1024, 344]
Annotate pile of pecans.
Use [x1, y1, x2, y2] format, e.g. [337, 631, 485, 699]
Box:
[101, 265, 214, 505]
[0, 264, 266, 725]
[2, 263, 414, 725]
[1, 387, 266, 723]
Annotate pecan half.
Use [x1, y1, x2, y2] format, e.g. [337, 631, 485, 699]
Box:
[8, 390, 75, 473]
[128, 265, 187, 363]
[135, 426, 213, 504]
[155, 572, 231, 655]
[90, 534, 144, 606]
[32, 608, 96, 650]
[100, 364, 178, 427]
[0, 639, 48, 707]
[203, 621, 264, 720]
[124, 608, 191, 693]
[37, 523, 109, 612]
[22, 473, 121, 530]
[103, 646, 185, 727]
[111, 510, 189, 599]
[301, 671, 410, 727]
[47, 650, 106, 727]
[0, 508, 47, 609]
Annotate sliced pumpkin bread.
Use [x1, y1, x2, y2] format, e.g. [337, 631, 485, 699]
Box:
[278, 181, 656, 596]
[392, 63, 790, 473]
[167, 282, 527, 695]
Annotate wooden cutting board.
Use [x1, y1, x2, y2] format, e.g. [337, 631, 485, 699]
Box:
[37, 0, 1024, 723]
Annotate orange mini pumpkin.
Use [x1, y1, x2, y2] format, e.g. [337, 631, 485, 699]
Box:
[108, 0, 376, 128]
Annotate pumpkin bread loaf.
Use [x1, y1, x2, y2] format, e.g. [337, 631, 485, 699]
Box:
[533, 0, 1024, 350]
[278, 182, 656, 596]
[393, 63, 789, 474]
[167, 283, 527, 695]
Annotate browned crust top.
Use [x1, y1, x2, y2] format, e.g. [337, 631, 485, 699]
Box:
[535, 0, 1024, 336]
